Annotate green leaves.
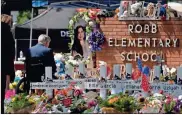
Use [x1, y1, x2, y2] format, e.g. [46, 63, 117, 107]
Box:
[17, 10, 31, 24]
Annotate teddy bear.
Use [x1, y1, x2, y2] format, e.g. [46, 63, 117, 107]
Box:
[130, 1, 143, 17]
[146, 2, 155, 17]
[54, 53, 65, 76]
[115, 1, 129, 18]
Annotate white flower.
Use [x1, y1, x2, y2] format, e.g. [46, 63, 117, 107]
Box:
[99, 61, 107, 66]
[170, 67, 176, 74]
[69, 20, 74, 26]
[85, 17, 90, 22]
[178, 95, 182, 100]
[69, 56, 74, 60]
[89, 21, 94, 27]
[79, 12, 83, 15]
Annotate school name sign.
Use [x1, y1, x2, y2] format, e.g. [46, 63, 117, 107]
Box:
[108, 24, 180, 62]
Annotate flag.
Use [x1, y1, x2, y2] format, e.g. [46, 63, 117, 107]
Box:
[137, 58, 143, 72]
[137, 58, 150, 92]
[142, 66, 150, 77]
[141, 74, 150, 92]
[131, 69, 141, 80]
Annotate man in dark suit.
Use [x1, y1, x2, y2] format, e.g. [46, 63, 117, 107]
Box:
[25, 34, 56, 83]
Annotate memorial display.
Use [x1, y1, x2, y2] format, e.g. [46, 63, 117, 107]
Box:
[3, 0, 182, 114]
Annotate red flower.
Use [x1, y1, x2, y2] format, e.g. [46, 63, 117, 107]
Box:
[62, 98, 72, 107]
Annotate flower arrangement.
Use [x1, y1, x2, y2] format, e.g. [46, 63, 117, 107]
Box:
[99, 93, 138, 113]
[5, 93, 36, 113]
[88, 28, 105, 52]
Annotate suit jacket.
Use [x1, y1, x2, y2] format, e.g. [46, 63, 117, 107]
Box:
[25, 44, 56, 82]
[1, 22, 15, 82]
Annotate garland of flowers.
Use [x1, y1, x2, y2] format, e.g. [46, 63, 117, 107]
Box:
[68, 11, 94, 50]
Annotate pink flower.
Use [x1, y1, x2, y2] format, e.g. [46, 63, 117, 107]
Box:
[173, 98, 178, 102]
[87, 100, 97, 108]
[165, 99, 171, 104]
[74, 89, 83, 97]
[5, 90, 15, 99]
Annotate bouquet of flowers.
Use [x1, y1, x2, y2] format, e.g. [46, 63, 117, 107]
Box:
[5, 93, 36, 113]
[99, 93, 138, 113]
[88, 28, 105, 52]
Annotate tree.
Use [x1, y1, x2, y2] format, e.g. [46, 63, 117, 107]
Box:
[17, 10, 31, 25]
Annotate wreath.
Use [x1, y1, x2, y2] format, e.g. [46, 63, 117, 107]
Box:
[68, 10, 95, 50]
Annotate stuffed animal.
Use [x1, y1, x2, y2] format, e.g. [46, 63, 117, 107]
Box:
[130, 2, 143, 17]
[14, 70, 23, 82]
[115, 1, 129, 18]
[156, 2, 166, 20]
[54, 53, 65, 76]
[164, 5, 178, 18]
[147, 2, 155, 17]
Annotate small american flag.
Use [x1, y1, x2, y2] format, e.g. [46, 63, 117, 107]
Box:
[137, 58, 150, 92]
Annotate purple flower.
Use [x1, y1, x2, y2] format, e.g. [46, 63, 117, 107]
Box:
[173, 99, 182, 113]
[88, 29, 105, 52]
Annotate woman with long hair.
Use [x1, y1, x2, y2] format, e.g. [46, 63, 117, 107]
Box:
[72, 25, 91, 59]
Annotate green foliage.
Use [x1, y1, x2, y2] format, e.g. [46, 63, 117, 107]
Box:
[6, 93, 34, 113]
[99, 93, 138, 113]
[17, 10, 31, 24]
[164, 100, 176, 113]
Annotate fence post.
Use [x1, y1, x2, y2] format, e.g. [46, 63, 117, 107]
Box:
[100, 65, 107, 99]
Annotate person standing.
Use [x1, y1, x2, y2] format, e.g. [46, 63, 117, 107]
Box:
[1, 14, 15, 114]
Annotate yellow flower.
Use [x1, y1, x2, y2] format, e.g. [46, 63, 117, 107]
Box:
[12, 97, 16, 102]
[12, 82, 17, 87]
[28, 99, 35, 104]
[9, 83, 13, 89]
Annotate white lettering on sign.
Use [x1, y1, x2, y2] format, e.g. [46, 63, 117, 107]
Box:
[128, 24, 157, 34]
[120, 52, 157, 62]
[108, 38, 179, 48]
[60, 31, 70, 37]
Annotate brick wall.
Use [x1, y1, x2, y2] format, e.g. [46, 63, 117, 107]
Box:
[97, 18, 182, 69]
